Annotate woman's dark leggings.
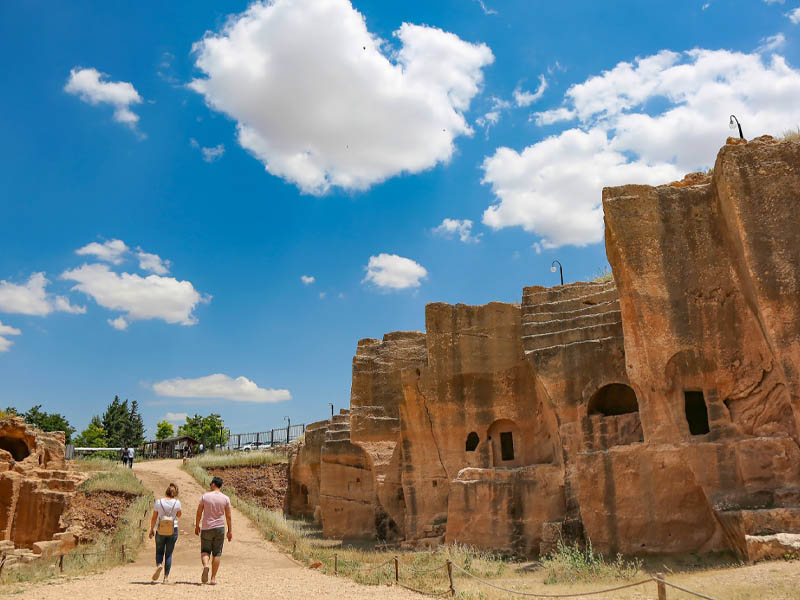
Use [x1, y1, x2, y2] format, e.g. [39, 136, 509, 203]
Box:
[155, 527, 178, 576]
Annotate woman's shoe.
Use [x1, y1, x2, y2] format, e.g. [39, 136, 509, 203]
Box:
[152, 565, 162, 581]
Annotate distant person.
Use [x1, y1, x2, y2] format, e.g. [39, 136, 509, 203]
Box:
[149, 483, 182, 584]
[127, 446, 135, 468]
[199, 443, 204, 454]
[194, 476, 232, 585]
[120, 447, 128, 467]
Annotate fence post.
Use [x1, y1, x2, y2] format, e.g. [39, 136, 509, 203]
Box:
[271, 429, 274, 446]
[446, 560, 455, 596]
[121, 544, 126, 562]
[334, 553, 338, 576]
[656, 572, 667, 600]
[394, 556, 399, 584]
[293, 541, 297, 554]
[59, 554, 64, 573]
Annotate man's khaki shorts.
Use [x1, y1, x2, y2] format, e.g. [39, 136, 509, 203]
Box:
[200, 527, 225, 556]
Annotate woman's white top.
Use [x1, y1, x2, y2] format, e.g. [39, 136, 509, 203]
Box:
[155, 498, 182, 526]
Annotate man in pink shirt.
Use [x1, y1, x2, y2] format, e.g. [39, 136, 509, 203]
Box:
[194, 476, 232, 585]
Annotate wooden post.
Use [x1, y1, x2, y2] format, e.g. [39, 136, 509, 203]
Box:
[293, 541, 297, 554]
[59, 554, 64, 573]
[656, 572, 667, 600]
[0, 554, 6, 579]
[446, 560, 455, 596]
[121, 544, 126, 562]
[334, 553, 338, 576]
[394, 556, 399, 583]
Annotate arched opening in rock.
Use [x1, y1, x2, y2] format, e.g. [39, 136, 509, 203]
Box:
[0, 435, 31, 461]
[588, 383, 639, 416]
[465, 432, 479, 452]
[488, 419, 521, 467]
[685, 391, 710, 435]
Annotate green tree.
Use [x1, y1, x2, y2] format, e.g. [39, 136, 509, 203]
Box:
[178, 413, 228, 449]
[74, 416, 108, 448]
[155, 420, 174, 440]
[22, 405, 76, 444]
[101, 396, 144, 447]
[124, 400, 145, 446]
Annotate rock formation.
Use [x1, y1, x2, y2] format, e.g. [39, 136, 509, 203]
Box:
[288, 135, 800, 562]
[0, 417, 85, 566]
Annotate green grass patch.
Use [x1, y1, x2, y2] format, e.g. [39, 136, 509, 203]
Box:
[540, 540, 643, 584]
[79, 468, 148, 496]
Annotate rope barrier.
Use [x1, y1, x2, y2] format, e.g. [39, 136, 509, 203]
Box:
[656, 577, 720, 600]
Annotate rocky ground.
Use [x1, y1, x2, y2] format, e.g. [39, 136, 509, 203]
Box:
[206, 463, 287, 511]
[63, 490, 137, 543]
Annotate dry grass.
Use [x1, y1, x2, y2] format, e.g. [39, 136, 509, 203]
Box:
[590, 267, 614, 283]
[780, 126, 800, 140]
[190, 449, 287, 469]
[0, 462, 152, 586]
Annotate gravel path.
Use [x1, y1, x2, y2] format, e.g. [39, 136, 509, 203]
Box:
[19, 459, 419, 599]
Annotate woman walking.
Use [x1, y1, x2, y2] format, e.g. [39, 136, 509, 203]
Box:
[149, 483, 182, 584]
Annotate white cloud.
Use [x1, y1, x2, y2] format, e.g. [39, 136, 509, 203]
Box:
[483, 49, 800, 247]
[764, 0, 784, 4]
[201, 144, 225, 163]
[0, 272, 85, 316]
[108, 316, 129, 330]
[787, 7, 800, 23]
[757, 33, 786, 53]
[136, 249, 171, 275]
[433, 218, 481, 243]
[76, 239, 129, 264]
[61, 263, 209, 327]
[164, 412, 189, 424]
[300, 275, 315, 285]
[702, 2, 710, 10]
[319, 291, 327, 299]
[533, 107, 577, 126]
[363, 254, 427, 290]
[474, 0, 497, 15]
[153, 374, 291, 403]
[189, 0, 493, 194]
[0, 321, 21, 352]
[514, 75, 548, 107]
[64, 67, 143, 128]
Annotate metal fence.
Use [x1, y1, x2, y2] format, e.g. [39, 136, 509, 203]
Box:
[223, 423, 305, 450]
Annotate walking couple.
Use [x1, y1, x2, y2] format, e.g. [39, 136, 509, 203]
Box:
[148, 476, 233, 585]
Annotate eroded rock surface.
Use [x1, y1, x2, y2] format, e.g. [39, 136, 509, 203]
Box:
[289, 135, 800, 559]
[0, 417, 85, 566]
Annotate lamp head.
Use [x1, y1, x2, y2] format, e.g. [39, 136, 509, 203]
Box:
[729, 115, 737, 129]
[551, 265, 557, 272]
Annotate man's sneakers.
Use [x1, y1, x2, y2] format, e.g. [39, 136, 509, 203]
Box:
[152, 565, 162, 582]
[201, 566, 210, 584]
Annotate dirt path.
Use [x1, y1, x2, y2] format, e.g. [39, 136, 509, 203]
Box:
[19, 459, 420, 599]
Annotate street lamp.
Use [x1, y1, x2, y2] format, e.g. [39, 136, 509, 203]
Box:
[729, 115, 744, 140]
[328, 402, 334, 419]
[284, 415, 290, 444]
[551, 260, 564, 286]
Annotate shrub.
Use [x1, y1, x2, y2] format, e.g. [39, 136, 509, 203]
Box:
[540, 539, 643, 584]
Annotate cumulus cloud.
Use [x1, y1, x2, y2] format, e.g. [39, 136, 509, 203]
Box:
[136, 249, 171, 275]
[432, 218, 481, 243]
[153, 374, 291, 403]
[514, 75, 548, 107]
[300, 275, 315, 285]
[0, 321, 21, 352]
[201, 144, 225, 162]
[61, 263, 209, 327]
[64, 67, 143, 128]
[363, 254, 427, 290]
[484, 49, 800, 248]
[164, 412, 189, 423]
[789, 7, 800, 23]
[108, 316, 128, 330]
[189, 0, 493, 194]
[76, 239, 129, 264]
[0, 272, 85, 316]
[533, 107, 577, 126]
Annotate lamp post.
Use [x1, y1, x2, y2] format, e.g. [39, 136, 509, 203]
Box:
[284, 415, 290, 445]
[729, 115, 744, 140]
[551, 260, 564, 286]
[328, 402, 334, 419]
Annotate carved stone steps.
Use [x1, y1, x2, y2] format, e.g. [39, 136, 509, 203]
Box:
[522, 299, 621, 324]
[525, 336, 624, 358]
[522, 287, 620, 315]
[523, 309, 622, 337]
[522, 280, 616, 306]
[522, 321, 623, 352]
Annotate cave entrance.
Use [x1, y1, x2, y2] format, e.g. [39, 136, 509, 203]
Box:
[0, 435, 31, 461]
[588, 383, 639, 416]
[465, 432, 479, 452]
[500, 432, 515, 461]
[685, 391, 710, 435]
[488, 419, 521, 467]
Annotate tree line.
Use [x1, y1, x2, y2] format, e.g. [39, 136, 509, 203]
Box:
[2, 400, 226, 450]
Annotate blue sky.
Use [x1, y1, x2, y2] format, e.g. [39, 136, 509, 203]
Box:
[1, 0, 799, 437]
